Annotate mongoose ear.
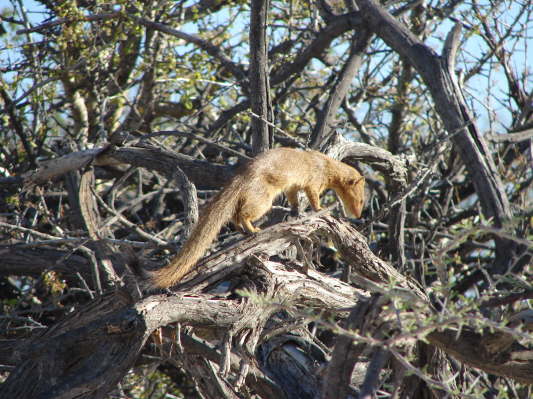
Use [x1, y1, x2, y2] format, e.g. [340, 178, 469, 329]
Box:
[344, 178, 355, 185]
[346, 176, 363, 185]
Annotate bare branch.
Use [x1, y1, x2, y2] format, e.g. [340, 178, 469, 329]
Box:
[249, 0, 273, 154]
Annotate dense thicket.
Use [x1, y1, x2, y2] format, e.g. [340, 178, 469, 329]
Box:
[0, 0, 531, 398]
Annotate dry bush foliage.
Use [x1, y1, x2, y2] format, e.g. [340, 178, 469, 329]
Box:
[0, 0, 532, 398]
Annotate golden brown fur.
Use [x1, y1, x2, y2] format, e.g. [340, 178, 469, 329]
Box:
[149, 147, 365, 288]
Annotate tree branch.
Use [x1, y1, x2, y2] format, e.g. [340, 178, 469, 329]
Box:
[249, 0, 272, 154]
[2, 215, 532, 397]
[310, 30, 372, 149]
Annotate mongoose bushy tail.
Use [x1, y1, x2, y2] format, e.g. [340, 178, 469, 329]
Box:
[149, 175, 245, 289]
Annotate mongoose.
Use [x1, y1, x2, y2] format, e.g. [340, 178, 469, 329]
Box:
[145, 147, 365, 288]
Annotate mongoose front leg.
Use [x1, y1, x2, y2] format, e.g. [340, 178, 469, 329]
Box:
[286, 188, 300, 217]
[241, 218, 260, 233]
[304, 188, 322, 212]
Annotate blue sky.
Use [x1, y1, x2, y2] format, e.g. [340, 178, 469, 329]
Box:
[2, 0, 530, 135]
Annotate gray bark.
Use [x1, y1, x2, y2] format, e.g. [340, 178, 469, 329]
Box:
[249, 0, 272, 154]
[2, 215, 532, 398]
[354, 0, 525, 276]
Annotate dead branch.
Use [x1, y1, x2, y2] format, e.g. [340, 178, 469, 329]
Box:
[2, 214, 531, 398]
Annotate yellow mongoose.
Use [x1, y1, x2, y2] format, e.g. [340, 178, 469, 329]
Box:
[146, 147, 365, 288]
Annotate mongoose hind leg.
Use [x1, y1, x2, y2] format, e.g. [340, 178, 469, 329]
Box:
[236, 195, 275, 233]
[232, 213, 260, 233]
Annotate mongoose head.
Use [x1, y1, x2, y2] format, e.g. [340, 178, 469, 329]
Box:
[337, 175, 365, 218]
